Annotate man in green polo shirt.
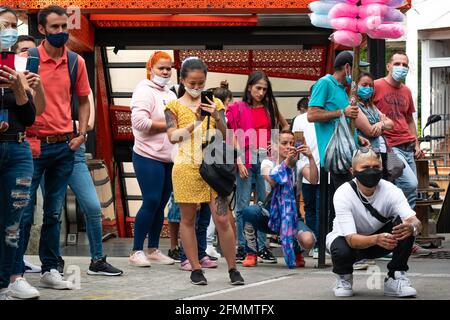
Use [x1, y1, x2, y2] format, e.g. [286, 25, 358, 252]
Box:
[307, 51, 370, 228]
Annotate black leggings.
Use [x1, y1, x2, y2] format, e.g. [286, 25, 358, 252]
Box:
[330, 221, 415, 277]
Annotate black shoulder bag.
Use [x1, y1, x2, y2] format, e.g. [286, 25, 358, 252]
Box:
[199, 115, 238, 199]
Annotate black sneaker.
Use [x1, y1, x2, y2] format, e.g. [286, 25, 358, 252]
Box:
[57, 256, 65, 275]
[236, 246, 245, 263]
[269, 236, 282, 248]
[190, 269, 207, 285]
[258, 247, 277, 264]
[168, 247, 181, 263]
[229, 268, 245, 286]
[88, 256, 123, 276]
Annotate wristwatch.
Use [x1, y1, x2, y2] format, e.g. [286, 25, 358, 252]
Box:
[77, 131, 88, 142]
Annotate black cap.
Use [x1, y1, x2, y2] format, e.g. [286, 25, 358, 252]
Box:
[334, 51, 370, 69]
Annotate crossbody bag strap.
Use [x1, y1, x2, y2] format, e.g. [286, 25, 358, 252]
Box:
[349, 180, 390, 224]
[201, 115, 211, 150]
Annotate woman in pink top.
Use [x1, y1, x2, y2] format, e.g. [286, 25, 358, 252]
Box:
[226, 71, 289, 262]
[129, 52, 177, 267]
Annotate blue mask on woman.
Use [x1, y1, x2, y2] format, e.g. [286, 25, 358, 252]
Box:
[46, 32, 69, 48]
[0, 28, 18, 50]
[357, 86, 374, 100]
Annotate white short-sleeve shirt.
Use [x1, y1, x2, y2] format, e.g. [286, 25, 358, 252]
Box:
[326, 179, 416, 250]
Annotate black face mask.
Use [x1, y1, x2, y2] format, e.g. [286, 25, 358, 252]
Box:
[354, 168, 383, 188]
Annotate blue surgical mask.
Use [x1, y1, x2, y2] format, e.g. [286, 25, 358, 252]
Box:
[46, 32, 69, 48]
[345, 75, 352, 86]
[392, 66, 409, 82]
[357, 86, 374, 101]
[0, 28, 18, 50]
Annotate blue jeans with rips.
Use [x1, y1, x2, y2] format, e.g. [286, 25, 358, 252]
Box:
[13, 141, 74, 275]
[0, 141, 33, 289]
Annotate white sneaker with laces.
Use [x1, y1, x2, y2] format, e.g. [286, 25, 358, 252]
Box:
[206, 245, 221, 259]
[8, 277, 40, 299]
[129, 250, 151, 267]
[0, 288, 13, 300]
[40, 269, 74, 290]
[147, 249, 175, 265]
[24, 259, 41, 273]
[384, 271, 417, 298]
[333, 274, 353, 297]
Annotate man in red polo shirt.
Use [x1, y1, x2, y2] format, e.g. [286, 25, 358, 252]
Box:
[11, 5, 90, 297]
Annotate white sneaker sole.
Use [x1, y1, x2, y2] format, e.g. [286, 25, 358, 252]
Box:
[10, 291, 40, 299]
[39, 282, 74, 290]
[384, 291, 417, 298]
[257, 258, 278, 264]
[148, 259, 175, 265]
[25, 269, 42, 274]
[334, 290, 354, 297]
[129, 261, 151, 267]
[87, 270, 123, 276]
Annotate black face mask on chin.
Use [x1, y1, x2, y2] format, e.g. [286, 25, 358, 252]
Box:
[354, 168, 383, 188]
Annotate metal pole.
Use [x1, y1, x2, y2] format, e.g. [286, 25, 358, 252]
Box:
[368, 38, 386, 79]
[318, 167, 329, 268]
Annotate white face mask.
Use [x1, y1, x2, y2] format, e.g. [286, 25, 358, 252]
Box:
[185, 87, 202, 99]
[152, 74, 171, 87]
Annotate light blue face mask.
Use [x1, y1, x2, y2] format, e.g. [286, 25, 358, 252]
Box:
[0, 28, 18, 50]
[345, 75, 352, 86]
[392, 66, 409, 82]
[357, 86, 374, 101]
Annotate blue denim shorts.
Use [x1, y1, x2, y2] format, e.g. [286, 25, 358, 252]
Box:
[167, 193, 180, 223]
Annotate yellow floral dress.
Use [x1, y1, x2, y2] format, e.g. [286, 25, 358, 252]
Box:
[165, 98, 225, 203]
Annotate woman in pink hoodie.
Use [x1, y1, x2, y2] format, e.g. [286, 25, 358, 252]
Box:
[129, 52, 177, 267]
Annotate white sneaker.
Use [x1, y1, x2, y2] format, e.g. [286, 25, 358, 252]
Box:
[333, 274, 353, 297]
[129, 250, 151, 267]
[353, 259, 369, 270]
[40, 269, 74, 290]
[147, 249, 175, 265]
[313, 248, 319, 259]
[206, 245, 221, 259]
[0, 288, 13, 300]
[8, 277, 40, 299]
[384, 271, 417, 298]
[24, 259, 42, 273]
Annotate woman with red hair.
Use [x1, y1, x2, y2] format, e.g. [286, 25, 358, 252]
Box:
[129, 51, 177, 267]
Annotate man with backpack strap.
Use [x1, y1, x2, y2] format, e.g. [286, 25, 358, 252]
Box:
[10, 5, 91, 298]
[327, 148, 421, 298]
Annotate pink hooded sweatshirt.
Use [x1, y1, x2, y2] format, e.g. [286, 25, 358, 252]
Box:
[131, 79, 176, 163]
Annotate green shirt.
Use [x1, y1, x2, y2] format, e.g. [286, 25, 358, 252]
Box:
[308, 74, 349, 166]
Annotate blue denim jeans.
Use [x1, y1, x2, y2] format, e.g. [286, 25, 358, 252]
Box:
[179, 203, 211, 262]
[13, 141, 74, 275]
[302, 183, 320, 246]
[132, 152, 173, 251]
[392, 147, 418, 209]
[67, 144, 103, 260]
[0, 141, 33, 289]
[236, 161, 267, 249]
[243, 205, 313, 255]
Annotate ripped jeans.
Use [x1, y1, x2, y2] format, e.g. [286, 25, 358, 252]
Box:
[0, 141, 33, 289]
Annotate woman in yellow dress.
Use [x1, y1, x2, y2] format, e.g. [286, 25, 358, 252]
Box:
[164, 57, 244, 286]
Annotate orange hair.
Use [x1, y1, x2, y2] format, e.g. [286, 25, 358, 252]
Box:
[146, 51, 172, 79]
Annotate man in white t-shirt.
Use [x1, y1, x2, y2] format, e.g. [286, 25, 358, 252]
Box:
[241, 130, 318, 268]
[292, 103, 321, 258]
[327, 148, 422, 298]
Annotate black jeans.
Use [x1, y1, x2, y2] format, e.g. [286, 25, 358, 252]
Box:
[330, 221, 415, 276]
[329, 172, 353, 231]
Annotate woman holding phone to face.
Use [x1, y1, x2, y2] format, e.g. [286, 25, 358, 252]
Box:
[0, 6, 37, 300]
[226, 71, 289, 264]
[164, 57, 244, 286]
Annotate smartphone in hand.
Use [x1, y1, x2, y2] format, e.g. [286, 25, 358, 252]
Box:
[294, 131, 304, 148]
[0, 52, 15, 85]
[26, 56, 39, 74]
[200, 90, 214, 117]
